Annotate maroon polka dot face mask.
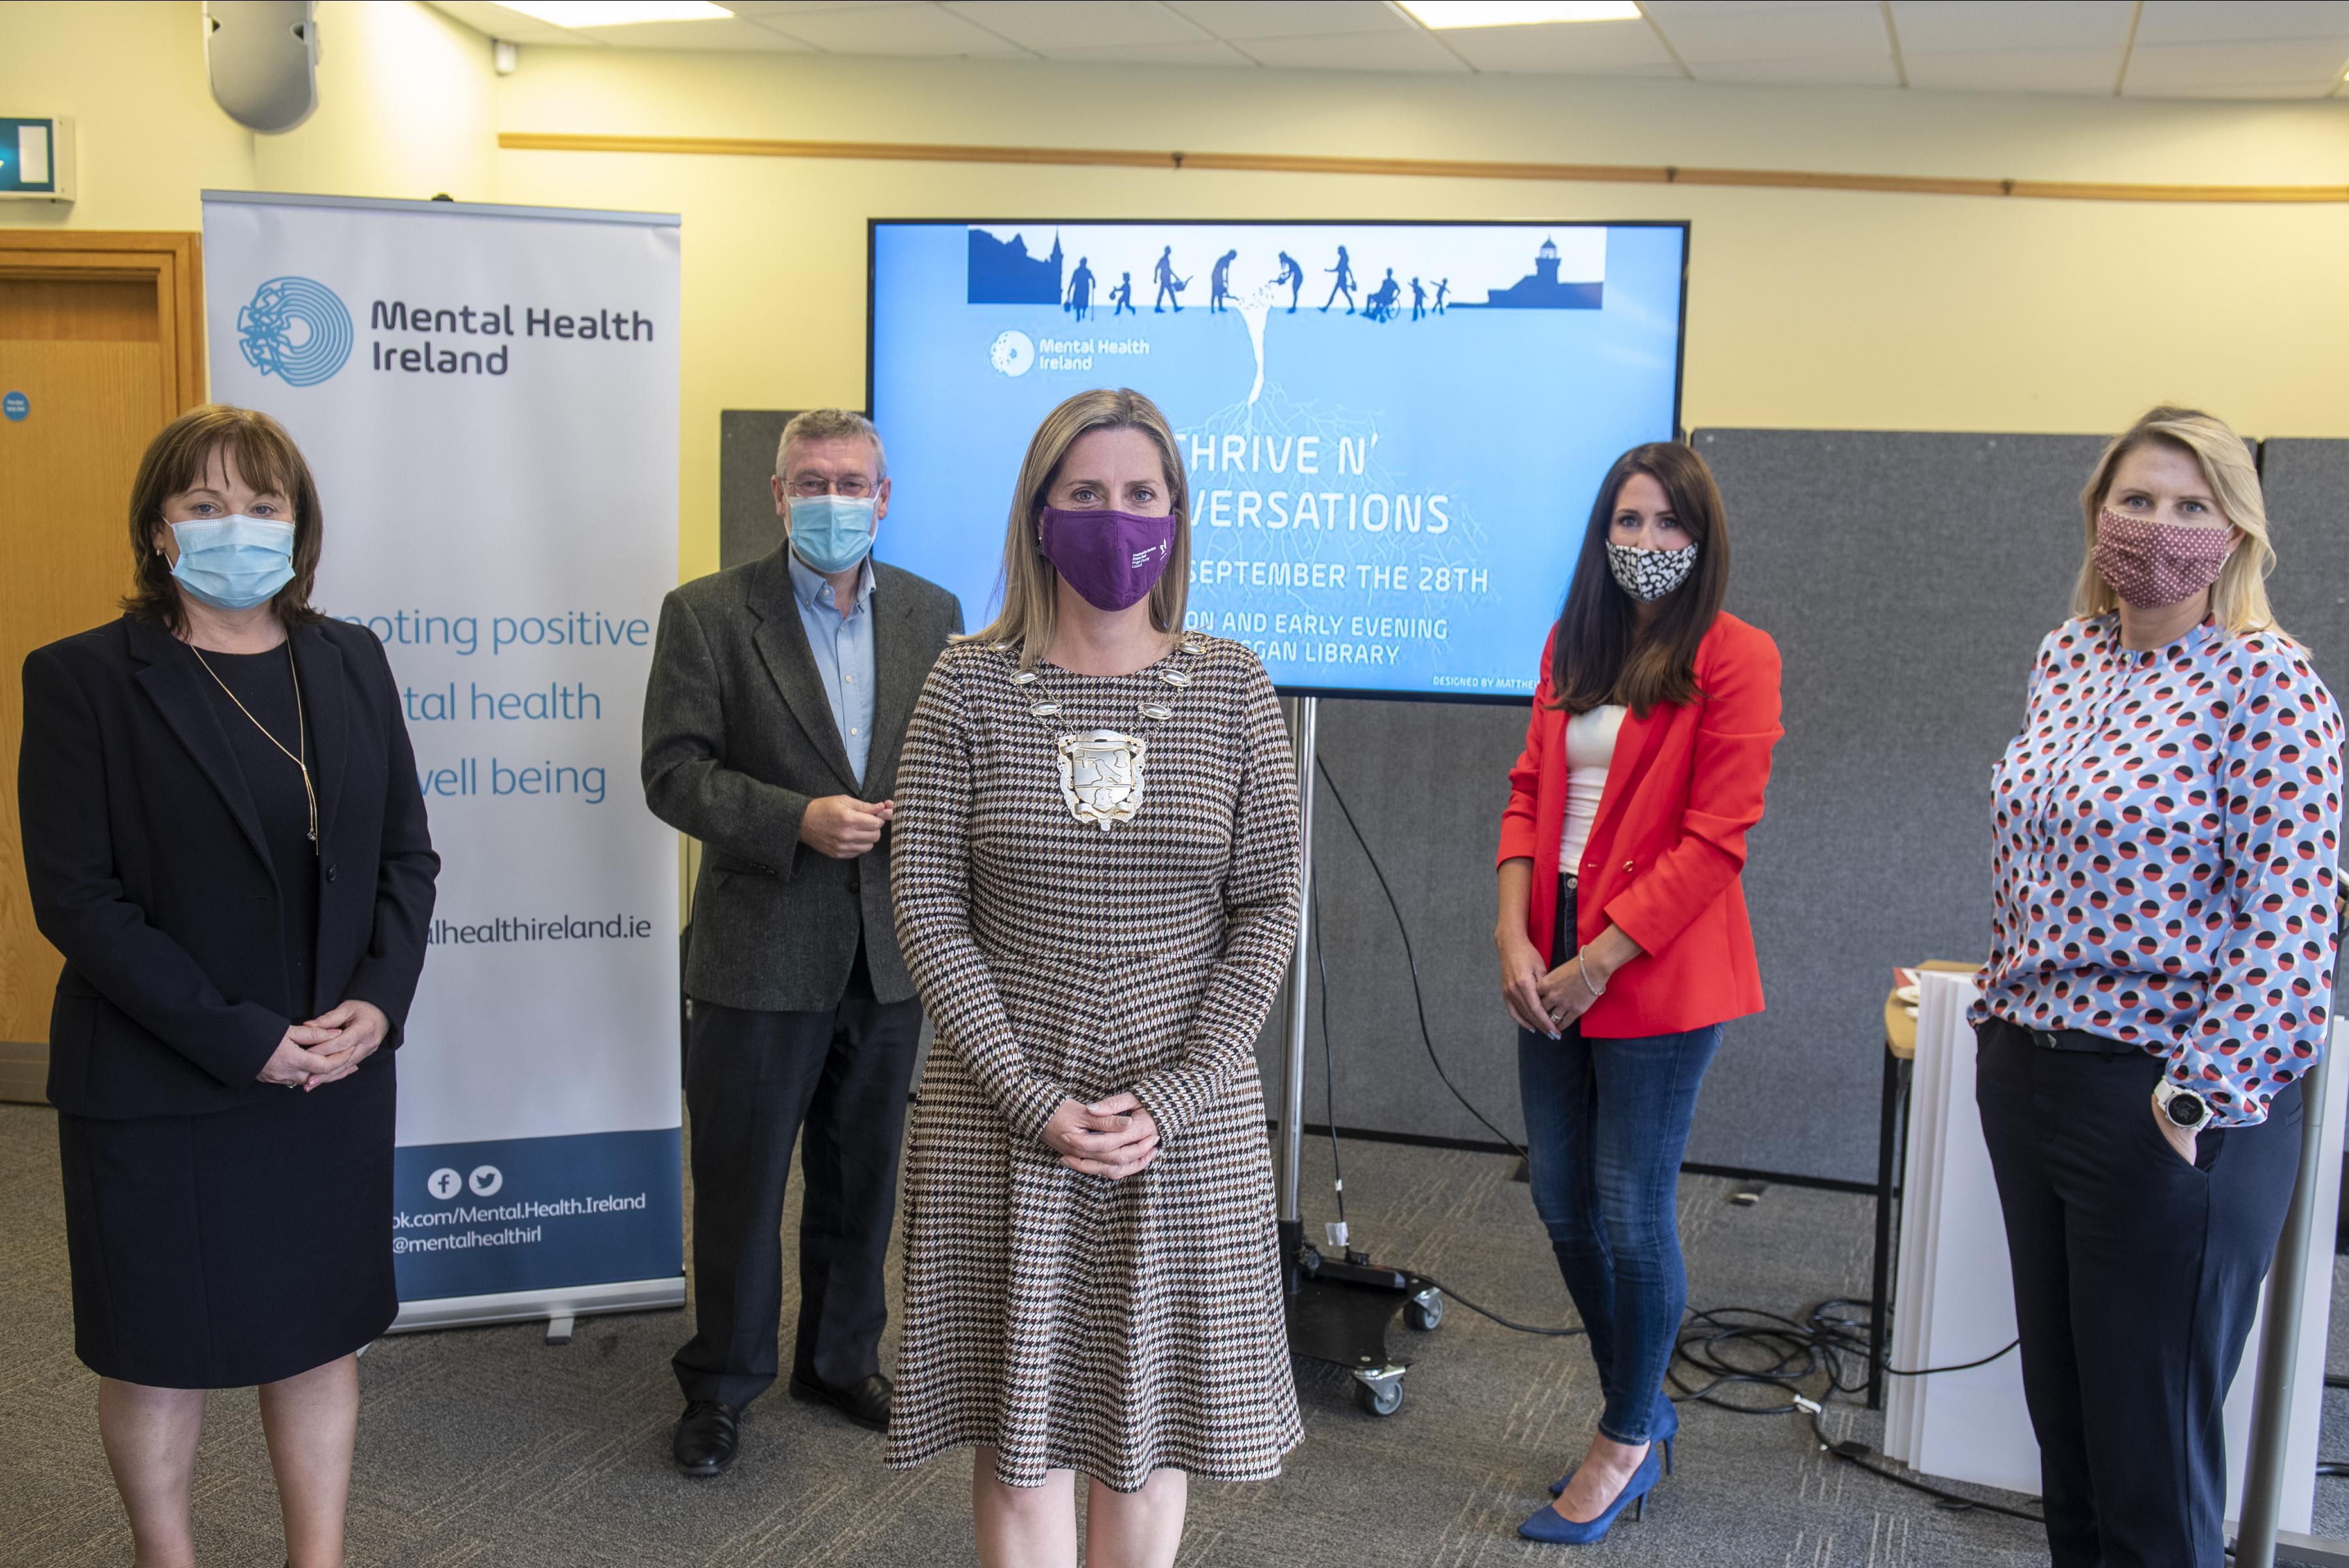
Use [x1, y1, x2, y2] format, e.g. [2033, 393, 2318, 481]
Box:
[2090, 506, 2231, 610]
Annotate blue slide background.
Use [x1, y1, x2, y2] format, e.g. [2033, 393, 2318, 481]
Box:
[869, 221, 1686, 699]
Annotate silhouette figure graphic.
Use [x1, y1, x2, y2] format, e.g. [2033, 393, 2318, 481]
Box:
[1153, 246, 1187, 314]
[1410, 276, 1426, 321]
[1365, 268, 1400, 323]
[1111, 271, 1136, 316]
[1209, 249, 1238, 313]
[1066, 257, 1096, 321]
[1322, 246, 1356, 314]
[1434, 277, 1451, 314]
[1273, 251, 1304, 312]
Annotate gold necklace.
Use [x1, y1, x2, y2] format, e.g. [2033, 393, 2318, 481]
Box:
[189, 641, 318, 852]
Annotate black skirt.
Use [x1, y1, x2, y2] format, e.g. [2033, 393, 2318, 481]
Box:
[57, 1054, 397, 1388]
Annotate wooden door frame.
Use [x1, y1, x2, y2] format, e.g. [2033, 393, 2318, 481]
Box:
[0, 229, 205, 412]
[0, 230, 204, 1104]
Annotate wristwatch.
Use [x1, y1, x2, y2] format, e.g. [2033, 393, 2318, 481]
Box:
[2155, 1079, 2211, 1134]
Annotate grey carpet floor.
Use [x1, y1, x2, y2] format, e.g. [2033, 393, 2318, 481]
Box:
[5, 1101, 2349, 1566]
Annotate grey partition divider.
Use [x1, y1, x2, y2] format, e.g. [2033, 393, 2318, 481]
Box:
[1690, 429, 2106, 1181]
[1251, 696, 1538, 1152]
[2257, 441, 2349, 702]
[718, 410, 803, 569]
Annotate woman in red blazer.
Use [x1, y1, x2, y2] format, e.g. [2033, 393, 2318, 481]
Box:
[1494, 442, 1782, 1545]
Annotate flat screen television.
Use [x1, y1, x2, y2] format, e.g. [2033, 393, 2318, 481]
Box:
[867, 219, 1688, 700]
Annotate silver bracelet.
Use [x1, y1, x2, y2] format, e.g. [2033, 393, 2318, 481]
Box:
[1577, 953, 1605, 997]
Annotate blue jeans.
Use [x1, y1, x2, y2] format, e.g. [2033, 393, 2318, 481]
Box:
[1517, 939, 1720, 1444]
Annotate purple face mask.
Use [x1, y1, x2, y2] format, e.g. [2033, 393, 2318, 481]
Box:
[1038, 506, 1178, 612]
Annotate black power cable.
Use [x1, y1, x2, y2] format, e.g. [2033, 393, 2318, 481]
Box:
[1311, 754, 1530, 1162]
[1309, 871, 1345, 1228]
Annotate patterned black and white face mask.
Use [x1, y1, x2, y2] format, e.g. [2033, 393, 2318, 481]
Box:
[1605, 541, 1698, 603]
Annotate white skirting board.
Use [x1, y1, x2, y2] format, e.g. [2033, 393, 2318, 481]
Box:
[1886, 970, 2346, 1531]
[387, 1276, 685, 1334]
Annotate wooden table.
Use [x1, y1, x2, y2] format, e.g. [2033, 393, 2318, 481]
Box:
[1867, 960, 1980, 1409]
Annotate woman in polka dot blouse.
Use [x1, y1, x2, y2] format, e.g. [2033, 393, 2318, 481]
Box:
[1975, 405, 2342, 1568]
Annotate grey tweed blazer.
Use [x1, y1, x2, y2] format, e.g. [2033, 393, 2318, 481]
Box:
[641, 547, 962, 1013]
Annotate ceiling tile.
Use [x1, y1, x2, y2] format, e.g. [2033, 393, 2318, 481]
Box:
[2131, 79, 2340, 98]
[2124, 36, 2349, 89]
[1436, 17, 1675, 72]
[724, 1, 910, 14]
[1027, 37, 1258, 65]
[2132, 1, 2349, 44]
[1162, 1, 1413, 40]
[1888, 1, 2135, 54]
[758, 3, 1034, 54]
[424, 2, 583, 44]
[1687, 52, 1902, 84]
[565, 16, 812, 49]
[1230, 29, 1474, 71]
[1901, 46, 2124, 94]
[938, 1, 1207, 50]
[1645, 1, 1890, 63]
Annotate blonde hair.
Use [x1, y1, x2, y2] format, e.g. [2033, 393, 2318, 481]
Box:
[966, 387, 1191, 668]
[2072, 406, 2280, 638]
[776, 407, 886, 478]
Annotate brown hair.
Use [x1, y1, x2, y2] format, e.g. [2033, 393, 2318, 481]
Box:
[123, 404, 325, 632]
[965, 387, 1191, 669]
[2071, 404, 2280, 639]
[1548, 442, 1730, 717]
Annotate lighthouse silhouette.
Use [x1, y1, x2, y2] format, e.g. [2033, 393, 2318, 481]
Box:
[1472, 235, 1601, 310]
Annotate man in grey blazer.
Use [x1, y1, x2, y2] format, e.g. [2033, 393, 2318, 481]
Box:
[641, 408, 961, 1477]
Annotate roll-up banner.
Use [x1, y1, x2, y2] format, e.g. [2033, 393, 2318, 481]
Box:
[202, 191, 684, 1330]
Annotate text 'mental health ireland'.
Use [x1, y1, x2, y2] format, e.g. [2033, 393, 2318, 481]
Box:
[872, 220, 1687, 698]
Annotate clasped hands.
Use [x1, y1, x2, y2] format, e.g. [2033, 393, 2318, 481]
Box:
[1498, 933, 1606, 1039]
[1042, 1092, 1160, 1180]
[255, 1000, 391, 1090]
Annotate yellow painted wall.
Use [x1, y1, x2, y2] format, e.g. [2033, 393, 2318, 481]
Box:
[9, 0, 2349, 587]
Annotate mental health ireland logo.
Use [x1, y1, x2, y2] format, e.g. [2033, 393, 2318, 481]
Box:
[237, 276, 354, 387]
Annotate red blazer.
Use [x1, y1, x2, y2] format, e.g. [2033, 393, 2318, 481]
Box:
[1496, 612, 1782, 1038]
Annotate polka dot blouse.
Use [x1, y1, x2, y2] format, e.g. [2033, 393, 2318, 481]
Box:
[1976, 615, 2344, 1127]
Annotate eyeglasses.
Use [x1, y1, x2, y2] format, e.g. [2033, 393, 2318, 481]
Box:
[785, 475, 877, 498]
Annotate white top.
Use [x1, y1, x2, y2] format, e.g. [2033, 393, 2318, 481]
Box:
[1558, 703, 1626, 877]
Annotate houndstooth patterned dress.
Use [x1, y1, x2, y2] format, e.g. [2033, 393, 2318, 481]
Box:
[885, 634, 1303, 1492]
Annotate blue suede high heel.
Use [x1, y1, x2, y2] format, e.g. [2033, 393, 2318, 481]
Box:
[1551, 1392, 1676, 1496]
[1520, 1440, 1662, 1544]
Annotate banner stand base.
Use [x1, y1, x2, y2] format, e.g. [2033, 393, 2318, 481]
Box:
[387, 1277, 685, 1335]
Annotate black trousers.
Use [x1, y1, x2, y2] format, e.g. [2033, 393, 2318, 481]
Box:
[672, 949, 923, 1409]
[1975, 1018, 2305, 1568]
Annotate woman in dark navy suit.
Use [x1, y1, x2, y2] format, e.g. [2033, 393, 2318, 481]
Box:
[18, 404, 436, 1568]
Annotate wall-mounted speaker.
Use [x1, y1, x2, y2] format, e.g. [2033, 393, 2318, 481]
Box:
[205, 1, 320, 134]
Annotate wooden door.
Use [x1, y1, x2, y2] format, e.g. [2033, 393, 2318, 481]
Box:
[0, 232, 204, 1103]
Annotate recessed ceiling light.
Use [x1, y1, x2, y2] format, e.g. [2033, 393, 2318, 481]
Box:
[493, 1, 733, 26]
[1400, 1, 1643, 26]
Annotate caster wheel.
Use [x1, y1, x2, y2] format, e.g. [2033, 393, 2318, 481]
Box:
[1404, 1287, 1443, 1332]
[1355, 1377, 1404, 1417]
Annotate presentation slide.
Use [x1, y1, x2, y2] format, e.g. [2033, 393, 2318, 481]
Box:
[868, 220, 1687, 699]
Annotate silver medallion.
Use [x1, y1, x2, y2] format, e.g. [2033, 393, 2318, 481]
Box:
[1059, 729, 1147, 830]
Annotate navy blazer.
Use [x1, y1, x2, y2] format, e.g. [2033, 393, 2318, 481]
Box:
[19, 615, 438, 1120]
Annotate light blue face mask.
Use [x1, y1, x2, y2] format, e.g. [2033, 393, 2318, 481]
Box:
[787, 494, 878, 575]
[169, 515, 297, 610]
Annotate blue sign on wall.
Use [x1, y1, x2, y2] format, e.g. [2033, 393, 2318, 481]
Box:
[2, 391, 26, 421]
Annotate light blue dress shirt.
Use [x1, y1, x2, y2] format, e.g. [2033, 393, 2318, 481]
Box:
[787, 550, 877, 785]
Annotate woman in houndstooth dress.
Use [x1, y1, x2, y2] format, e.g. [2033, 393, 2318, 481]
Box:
[887, 388, 1301, 1565]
